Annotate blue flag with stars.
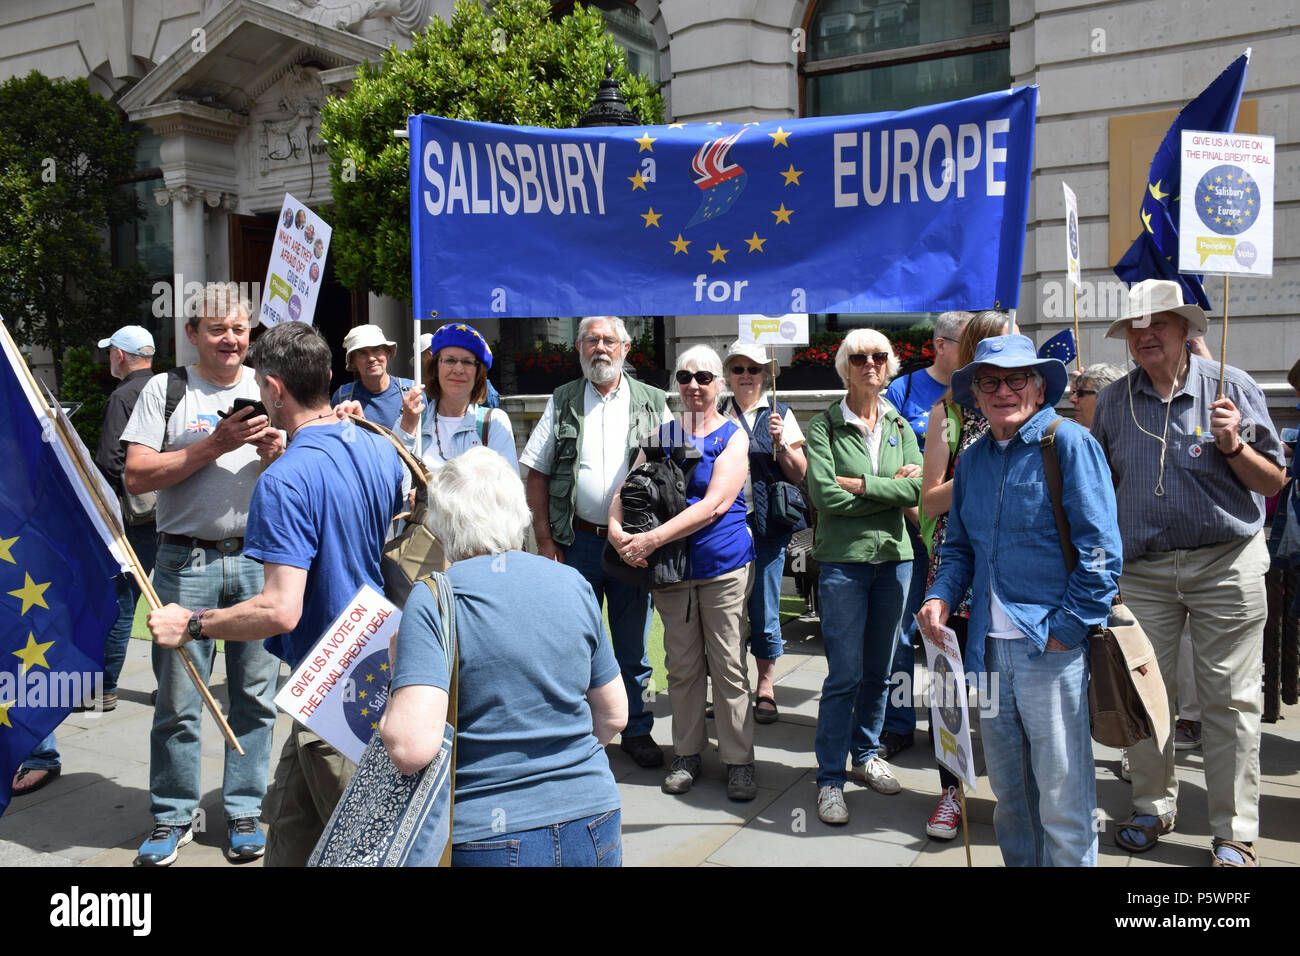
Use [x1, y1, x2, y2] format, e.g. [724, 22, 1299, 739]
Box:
[409, 87, 1036, 320]
[1113, 52, 1249, 309]
[1038, 328, 1077, 365]
[0, 325, 122, 816]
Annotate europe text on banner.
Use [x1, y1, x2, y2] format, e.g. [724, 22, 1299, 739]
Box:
[921, 624, 977, 792]
[0, 322, 125, 815]
[273, 585, 401, 764]
[409, 87, 1036, 320]
[1113, 51, 1249, 309]
[259, 193, 333, 328]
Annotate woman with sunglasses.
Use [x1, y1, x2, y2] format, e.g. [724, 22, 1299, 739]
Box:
[608, 346, 758, 801]
[804, 329, 922, 826]
[722, 341, 807, 725]
[397, 323, 518, 473]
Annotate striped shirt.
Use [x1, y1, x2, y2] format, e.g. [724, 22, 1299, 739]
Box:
[1091, 354, 1285, 561]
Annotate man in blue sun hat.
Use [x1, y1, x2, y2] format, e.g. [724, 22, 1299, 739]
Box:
[917, 333, 1121, 867]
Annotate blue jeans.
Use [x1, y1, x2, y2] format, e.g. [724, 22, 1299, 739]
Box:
[103, 522, 157, 694]
[814, 560, 911, 788]
[981, 637, 1097, 867]
[149, 541, 279, 825]
[20, 732, 60, 771]
[451, 808, 622, 867]
[883, 522, 927, 736]
[565, 529, 654, 737]
[746, 535, 788, 660]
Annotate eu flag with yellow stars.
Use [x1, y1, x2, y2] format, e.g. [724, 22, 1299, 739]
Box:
[0, 324, 123, 816]
[1114, 52, 1249, 309]
[1038, 329, 1077, 365]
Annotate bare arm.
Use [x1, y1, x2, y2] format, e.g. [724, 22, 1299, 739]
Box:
[607, 450, 646, 550]
[525, 468, 563, 561]
[124, 406, 267, 494]
[586, 675, 628, 746]
[147, 562, 307, 648]
[1210, 397, 1287, 496]
[920, 402, 954, 517]
[380, 684, 450, 776]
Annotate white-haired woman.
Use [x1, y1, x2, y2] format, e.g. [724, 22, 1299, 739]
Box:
[1069, 362, 1125, 431]
[381, 447, 628, 866]
[804, 329, 922, 826]
[722, 341, 807, 724]
[608, 345, 757, 801]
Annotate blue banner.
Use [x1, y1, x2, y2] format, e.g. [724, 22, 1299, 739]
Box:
[409, 87, 1036, 320]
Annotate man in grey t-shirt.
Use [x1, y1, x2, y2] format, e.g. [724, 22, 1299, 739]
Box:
[121, 283, 284, 867]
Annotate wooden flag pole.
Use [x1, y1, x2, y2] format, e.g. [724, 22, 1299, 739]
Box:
[1218, 275, 1229, 399]
[1073, 284, 1083, 372]
[0, 322, 243, 753]
[958, 787, 972, 867]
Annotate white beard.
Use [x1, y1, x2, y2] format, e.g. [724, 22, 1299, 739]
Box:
[582, 352, 623, 386]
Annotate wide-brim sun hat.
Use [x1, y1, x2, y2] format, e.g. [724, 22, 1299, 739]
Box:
[950, 333, 1068, 410]
[723, 340, 772, 370]
[342, 324, 397, 366]
[428, 323, 493, 369]
[1104, 278, 1208, 340]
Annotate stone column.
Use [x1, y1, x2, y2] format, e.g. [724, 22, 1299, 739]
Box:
[156, 185, 206, 366]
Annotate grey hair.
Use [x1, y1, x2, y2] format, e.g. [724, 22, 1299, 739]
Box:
[425, 447, 530, 562]
[1079, 362, 1125, 392]
[191, 281, 253, 329]
[972, 309, 1015, 334]
[934, 311, 974, 341]
[577, 316, 631, 344]
[676, 344, 724, 378]
[834, 328, 899, 387]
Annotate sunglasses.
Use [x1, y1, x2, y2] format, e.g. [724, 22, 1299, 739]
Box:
[1070, 388, 1097, 398]
[971, 371, 1034, 394]
[847, 352, 890, 367]
[729, 364, 763, 376]
[675, 369, 717, 386]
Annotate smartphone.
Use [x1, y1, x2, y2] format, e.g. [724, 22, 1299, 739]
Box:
[218, 397, 269, 420]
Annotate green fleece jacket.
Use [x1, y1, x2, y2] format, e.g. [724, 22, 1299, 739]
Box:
[805, 399, 922, 564]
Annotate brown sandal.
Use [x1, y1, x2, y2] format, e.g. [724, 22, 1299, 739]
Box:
[1211, 838, 1258, 867]
[1114, 811, 1176, 853]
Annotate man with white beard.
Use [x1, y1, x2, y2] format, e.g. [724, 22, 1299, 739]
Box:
[521, 316, 673, 768]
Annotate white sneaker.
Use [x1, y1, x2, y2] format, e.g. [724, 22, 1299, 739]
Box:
[849, 756, 901, 795]
[817, 785, 849, 825]
[1119, 749, 1131, 782]
[925, 786, 961, 839]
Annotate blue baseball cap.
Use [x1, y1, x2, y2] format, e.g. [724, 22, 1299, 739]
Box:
[98, 325, 155, 356]
[950, 334, 1068, 410]
[427, 323, 492, 369]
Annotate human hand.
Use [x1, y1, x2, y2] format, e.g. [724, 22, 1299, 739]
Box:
[835, 475, 865, 495]
[619, 531, 656, 567]
[1045, 635, 1070, 652]
[398, 387, 426, 434]
[1208, 398, 1242, 453]
[537, 538, 565, 563]
[251, 427, 285, 465]
[209, 405, 264, 455]
[149, 604, 193, 649]
[916, 599, 950, 646]
[333, 400, 363, 420]
[894, 463, 921, 479]
[769, 412, 785, 447]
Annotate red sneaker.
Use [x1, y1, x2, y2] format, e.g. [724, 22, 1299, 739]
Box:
[926, 786, 961, 840]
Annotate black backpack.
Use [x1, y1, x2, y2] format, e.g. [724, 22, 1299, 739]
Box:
[601, 443, 702, 590]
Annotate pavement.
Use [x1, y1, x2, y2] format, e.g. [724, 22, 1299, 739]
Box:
[4, 619, 1300, 868]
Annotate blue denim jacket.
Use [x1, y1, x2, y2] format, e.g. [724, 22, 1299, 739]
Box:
[924, 406, 1122, 674]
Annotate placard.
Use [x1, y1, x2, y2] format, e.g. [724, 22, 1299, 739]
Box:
[737, 313, 809, 346]
[1178, 130, 1273, 276]
[259, 193, 333, 327]
[921, 622, 977, 791]
[1062, 181, 1081, 289]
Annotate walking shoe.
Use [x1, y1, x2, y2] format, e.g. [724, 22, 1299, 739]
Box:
[726, 763, 757, 801]
[134, 824, 193, 867]
[925, 787, 961, 839]
[1174, 719, 1202, 751]
[1119, 748, 1131, 782]
[817, 785, 849, 825]
[227, 817, 265, 862]
[849, 756, 901, 795]
[11, 766, 59, 797]
[662, 754, 702, 795]
[876, 730, 914, 760]
[620, 734, 665, 768]
[73, 691, 117, 713]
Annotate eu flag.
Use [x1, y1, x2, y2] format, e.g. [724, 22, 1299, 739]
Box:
[0, 324, 122, 816]
[1038, 329, 1077, 365]
[1113, 52, 1249, 309]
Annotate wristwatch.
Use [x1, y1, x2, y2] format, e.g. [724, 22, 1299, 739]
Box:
[187, 608, 211, 642]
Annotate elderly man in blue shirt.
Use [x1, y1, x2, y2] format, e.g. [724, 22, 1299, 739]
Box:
[918, 334, 1121, 867]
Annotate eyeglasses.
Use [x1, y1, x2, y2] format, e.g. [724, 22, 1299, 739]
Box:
[438, 355, 479, 370]
[581, 335, 622, 349]
[847, 352, 890, 367]
[675, 369, 717, 386]
[935, 336, 960, 345]
[971, 371, 1035, 394]
[1070, 388, 1097, 399]
[729, 364, 763, 376]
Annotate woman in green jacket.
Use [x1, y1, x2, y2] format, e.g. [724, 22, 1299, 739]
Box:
[804, 328, 922, 826]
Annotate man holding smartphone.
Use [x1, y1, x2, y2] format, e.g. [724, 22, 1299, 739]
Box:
[121, 283, 284, 866]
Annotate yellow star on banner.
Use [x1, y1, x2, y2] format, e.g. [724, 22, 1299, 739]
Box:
[1247, 198, 1254, 206]
[771, 203, 793, 225]
[1148, 180, 1169, 202]
[628, 170, 646, 191]
[12, 633, 54, 674]
[371, 721, 378, 730]
[360, 707, 369, 717]
[708, 243, 729, 263]
[380, 663, 388, 672]
[635, 132, 656, 152]
[1236, 218, 1243, 224]
[1215, 176, 1222, 182]
[0, 536, 16, 564]
[1214, 217, 1222, 224]
[0, 699, 12, 728]
[670, 234, 691, 255]
[744, 232, 767, 253]
[1141, 210, 1153, 234]
[780, 164, 803, 186]
[8, 573, 50, 615]
[365, 673, 375, 683]
[359, 690, 368, 699]
[667, 122, 685, 129]
[641, 207, 662, 228]
[768, 127, 790, 147]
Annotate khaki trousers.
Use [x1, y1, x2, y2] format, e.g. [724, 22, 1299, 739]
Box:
[1121, 532, 1269, 841]
[652, 564, 755, 766]
[263, 722, 356, 867]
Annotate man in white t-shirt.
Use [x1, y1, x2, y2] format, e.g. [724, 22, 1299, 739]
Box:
[521, 316, 673, 769]
[121, 283, 283, 867]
